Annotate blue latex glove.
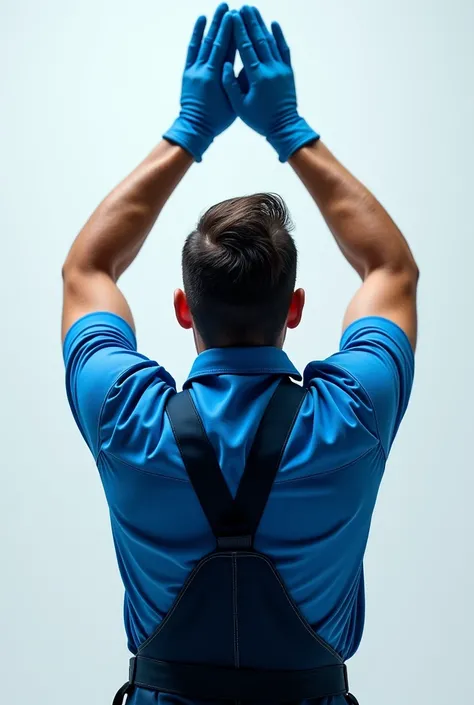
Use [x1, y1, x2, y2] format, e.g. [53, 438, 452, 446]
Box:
[223, 6, 319, 162]
[163, 4, 235, 162]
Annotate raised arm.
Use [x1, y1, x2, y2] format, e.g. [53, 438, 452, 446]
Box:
[225, 7, 418, 350]
[62, 142, 192, 339]
[62, 5, 234, 341]
[290, 142, 419, 349]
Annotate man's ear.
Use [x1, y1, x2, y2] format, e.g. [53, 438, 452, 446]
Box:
[287, 288, 305, 329]
[174, 289, 193, 329]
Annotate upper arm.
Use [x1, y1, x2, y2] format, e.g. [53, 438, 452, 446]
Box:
[64, 312, 175, 458]
[343, 266, 419, 351]
[62, 267, 135, 343]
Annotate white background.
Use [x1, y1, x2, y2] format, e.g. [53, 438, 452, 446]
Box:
[1, 0, 473, 702]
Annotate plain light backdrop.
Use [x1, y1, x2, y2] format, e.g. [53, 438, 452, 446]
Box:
[1, 0, 473, 702]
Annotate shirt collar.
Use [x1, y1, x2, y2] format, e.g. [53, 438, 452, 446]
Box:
[184, 346, 302, 388]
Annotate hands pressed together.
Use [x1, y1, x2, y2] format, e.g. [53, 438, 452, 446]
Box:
[163, 4, 319, 163]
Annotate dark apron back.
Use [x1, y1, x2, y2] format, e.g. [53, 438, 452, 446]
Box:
[113, 378, 359, 705]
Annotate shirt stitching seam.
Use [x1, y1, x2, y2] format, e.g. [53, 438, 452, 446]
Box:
[99, 441, 378, 483]
[273, 445, 380, 483]
[98, 450, 189, 482]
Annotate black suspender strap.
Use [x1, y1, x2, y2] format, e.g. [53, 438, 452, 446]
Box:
[231, 378, 306, 539]
[166, 388, 235, 538]
[166, 378, 307, 544]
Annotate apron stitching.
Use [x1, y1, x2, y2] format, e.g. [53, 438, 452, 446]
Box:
[244, 554, 343, 662]
[137, 554, 228, 651]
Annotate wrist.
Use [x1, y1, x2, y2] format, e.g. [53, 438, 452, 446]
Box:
[267, 115, 320, 163]
[163, 115, 214, 163]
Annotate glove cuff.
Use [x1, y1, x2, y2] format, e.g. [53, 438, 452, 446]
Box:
[267, 116, 320, 163]
[163, 117, 214, 163]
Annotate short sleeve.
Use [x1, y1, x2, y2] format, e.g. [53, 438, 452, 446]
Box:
[63, 312, 176, 458]
[335, 317, 414, 456]
[304, 317, 414, 458]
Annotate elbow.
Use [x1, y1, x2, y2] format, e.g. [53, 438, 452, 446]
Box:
[396, 254, 419, 285]
[61, 258, 73, 281]
[401, 254, 420, 287]
[383, 256, 420, 296]
[403, 260, 419, 298]
[62, 254, 116, 283]
[61, 260, 85, 295]
[410, 259, 420, 285]
[62, 245, 83, 280]
[61, 257, 85, 284]
[367, 250, 419, 287]
[61, 257, 74, 283]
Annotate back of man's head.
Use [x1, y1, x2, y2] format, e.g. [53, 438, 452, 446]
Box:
[182, 193, 298, 348]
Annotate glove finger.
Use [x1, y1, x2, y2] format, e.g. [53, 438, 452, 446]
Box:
[223, 62, 244, 111]
[240, 5, 272, 63]
[252, 6, 281, 61]
[232, 10, 260, 74]
[185, 15, 207, 68]
[208, 12, 233, 69]
[197, 2, 229, 63]
[271, 21, 292, 67]
[224, 31, 237, 65]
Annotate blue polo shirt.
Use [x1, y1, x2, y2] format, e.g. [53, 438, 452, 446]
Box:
[64, 313, 414, 700]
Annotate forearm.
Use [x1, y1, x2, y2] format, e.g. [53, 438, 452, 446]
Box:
[289, 141, 418, 279]
[63, 140, 193, 280]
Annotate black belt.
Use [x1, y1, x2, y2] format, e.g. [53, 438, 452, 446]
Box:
[125, 655, 350, 702]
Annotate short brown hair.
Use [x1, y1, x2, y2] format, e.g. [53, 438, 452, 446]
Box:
[182, 193, 297, 347]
